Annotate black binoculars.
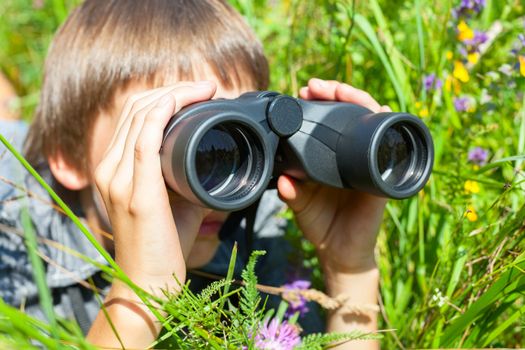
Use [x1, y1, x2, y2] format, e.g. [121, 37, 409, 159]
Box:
[160, 91, 433, 211]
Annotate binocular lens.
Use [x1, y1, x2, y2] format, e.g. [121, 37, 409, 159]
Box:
[195, 123, 264, 199]
[196, 126, 240, 193]
[377, 125, 418, 188]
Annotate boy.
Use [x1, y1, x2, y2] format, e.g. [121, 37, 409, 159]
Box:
[0, 1, 389, 348]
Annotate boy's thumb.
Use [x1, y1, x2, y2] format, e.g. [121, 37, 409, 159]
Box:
[277, 175, 315, 214]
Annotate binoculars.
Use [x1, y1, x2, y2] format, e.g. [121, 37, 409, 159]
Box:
[160, 91, 433, 211]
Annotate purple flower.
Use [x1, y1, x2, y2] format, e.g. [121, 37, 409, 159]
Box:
[453, 0, 486, 18]
[454, 97, 471, 112]
[468, 147, 489, 165]
[423, 74, 443, 91]
[464, 31, 488, 47]
[255, 318, 301, 350]
[282, 280, 311, 318]
[461, 31, 489, 58]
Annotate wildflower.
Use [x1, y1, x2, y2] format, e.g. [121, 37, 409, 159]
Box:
[464, 31, 488, 47]
[468, 147, 489, 165]
[282, 280, 311, 317]
[255, 318, 301, 350]
[519, 56, 525, 77]
[467, 52, 478, 64]
[445, 75, 461, 94]
[415, 101, 429, 118]
[453, 96, 470, 112]
[462, 31, 488, 62]
[431, 288, 447, 307]
[423, 73, 443, 91]
[464, 180, 480, 194]
[446, 51, 454, 60]
[453, 0, 486, 18]
[457, 21, 474, 42]
[453, 61, 470, 82]
[465, 205, 478, 222]
[480, 89, 492, 104]
[499, 64, 514, 76]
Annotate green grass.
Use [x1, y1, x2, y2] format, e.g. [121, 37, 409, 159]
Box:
[1, 0, 525, 348]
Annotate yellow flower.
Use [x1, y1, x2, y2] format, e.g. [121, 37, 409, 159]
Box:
[446, 51, 454, 60]
[465, 206, 478, 222]
[519, 56, 525, 77]
[445, 75, 462, 94]
[414, 101, 429, 118]
[467, 52, 479, 65]
[457, 21, 474, 42]
[453, 61, 470, 83]
[464, 180, 480, 194]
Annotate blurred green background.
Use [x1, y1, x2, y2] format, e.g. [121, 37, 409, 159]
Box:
[1, 0, 525, 348]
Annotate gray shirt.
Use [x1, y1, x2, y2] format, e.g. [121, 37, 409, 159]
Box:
[0, 120, 324, 333]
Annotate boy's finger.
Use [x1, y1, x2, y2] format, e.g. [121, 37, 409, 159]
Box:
[106, 81, 215, 157]
[130, 95, 178, 204]
[113, 81, 197, 136]
[305, 78, 340, 100]
[299, 86, 313, 100]
[103, 82, 217, 183]
[130, 84, 216, 203]
[334, 83, 382, 112]
[276, 175, 319, 214]
[380, 105, 392, 113]
[109, 102, 156, 204]
[106, 85, 177, 153]
[110, 87, 186, 201]
[304, 78, 383, 113]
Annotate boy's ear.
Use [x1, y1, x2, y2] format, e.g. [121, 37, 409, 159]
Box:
[48, 152, 89, 191]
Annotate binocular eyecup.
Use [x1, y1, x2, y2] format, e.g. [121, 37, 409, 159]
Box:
[160, 91, 434, 211]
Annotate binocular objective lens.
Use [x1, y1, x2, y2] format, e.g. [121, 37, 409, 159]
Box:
[196, 126, 242, 193]
[195, 123, 264, 200]
[377, 125, 416, 187]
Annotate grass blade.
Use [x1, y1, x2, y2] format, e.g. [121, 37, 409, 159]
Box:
[20, 207, 59, 342]
[354, 13, 406, 111]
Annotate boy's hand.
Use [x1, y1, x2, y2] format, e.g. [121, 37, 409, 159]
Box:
[94, 81, 217, 292]
[278, 78, 390, 274]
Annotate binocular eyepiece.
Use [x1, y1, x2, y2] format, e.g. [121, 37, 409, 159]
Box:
[160, 91, 433, 211]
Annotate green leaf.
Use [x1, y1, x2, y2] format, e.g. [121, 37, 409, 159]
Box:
[440, 256, 525, 346]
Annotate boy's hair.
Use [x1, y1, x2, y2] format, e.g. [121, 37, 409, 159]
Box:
[25, 0, 269, 175]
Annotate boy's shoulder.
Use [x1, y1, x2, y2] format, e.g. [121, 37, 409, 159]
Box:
[1, 121, 107, 307]
[0, 120, 28, 198]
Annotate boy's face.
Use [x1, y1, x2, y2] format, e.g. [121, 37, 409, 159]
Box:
[86, 77, 249, 269]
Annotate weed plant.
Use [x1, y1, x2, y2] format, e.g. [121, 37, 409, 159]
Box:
[1, 0, 525, 348]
